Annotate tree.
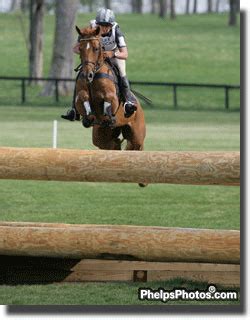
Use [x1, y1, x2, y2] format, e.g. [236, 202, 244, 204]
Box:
[185, 0, 190, 15]
[193, 0, 197, 14]
[159, 0, 167, 18]
[207, 0, 212, 13]
[10, 0, 22, 11]
[170, 0, 176, 19]
[151, 0, 158, 14]
[104, 0, 111, 9]
[80, 0, 95, 12]
[215, 0, 220, 13]
[236, 0, 240, 12]
[29, 0, 44, 83]
[21, 0, 29, 12]
[228, 0, 237, 26]
[41, 0, 79, 96]
[131, 0, 143, 13]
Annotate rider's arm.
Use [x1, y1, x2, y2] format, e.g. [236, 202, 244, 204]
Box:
[114, 25, 128, 60]
[114, 47, 128, 60]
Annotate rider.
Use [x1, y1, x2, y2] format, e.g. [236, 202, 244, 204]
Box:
[61, 8, 137, 121]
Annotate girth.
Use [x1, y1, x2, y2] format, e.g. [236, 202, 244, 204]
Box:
[94, 72, 116, 83]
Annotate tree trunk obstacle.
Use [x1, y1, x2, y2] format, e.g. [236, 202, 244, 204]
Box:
[0, 147, 240, 186]
[0, 222, 240, 263]
[0, 147, 240, 286]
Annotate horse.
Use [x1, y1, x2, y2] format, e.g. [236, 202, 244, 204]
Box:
[74, 25, 146, 153]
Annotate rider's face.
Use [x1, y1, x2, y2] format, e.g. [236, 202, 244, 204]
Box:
[99, 25, 112, 35]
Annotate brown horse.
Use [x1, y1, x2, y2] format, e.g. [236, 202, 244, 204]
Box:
[74, 25, 146, 152]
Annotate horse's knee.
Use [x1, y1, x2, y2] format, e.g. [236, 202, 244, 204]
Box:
[76, 91, 91, 116]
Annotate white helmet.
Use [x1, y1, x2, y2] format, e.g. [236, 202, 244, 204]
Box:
[96, 8, 115, 25]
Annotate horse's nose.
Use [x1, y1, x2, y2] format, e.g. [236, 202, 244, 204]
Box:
[87, 72, 94, 82]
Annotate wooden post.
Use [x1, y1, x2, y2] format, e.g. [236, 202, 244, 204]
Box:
[21, 79, 26, 103]
[173, 84, 178, 108]
[225, 86, 229, 109]
[0, 222, 240, 264]
[0, 148, 240, 186]
[55, 79, 59, 102]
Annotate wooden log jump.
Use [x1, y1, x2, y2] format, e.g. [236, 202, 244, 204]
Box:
[0, 147, 240, 186]
[0, 221, 240, 264]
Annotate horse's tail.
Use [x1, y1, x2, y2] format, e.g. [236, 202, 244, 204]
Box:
[131, 89, 153, 107]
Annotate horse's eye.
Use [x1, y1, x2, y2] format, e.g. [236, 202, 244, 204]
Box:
[94, 47, 99, 52]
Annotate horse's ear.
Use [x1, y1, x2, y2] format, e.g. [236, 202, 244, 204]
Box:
[75, 25, 82, 36]
[95, 26, 101, 36]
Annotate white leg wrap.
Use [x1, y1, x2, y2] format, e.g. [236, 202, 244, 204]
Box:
[83, 101, 91, 115]
[104, 101, 112, 116]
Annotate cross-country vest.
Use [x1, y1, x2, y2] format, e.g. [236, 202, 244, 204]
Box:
[90, 20, 126, 51]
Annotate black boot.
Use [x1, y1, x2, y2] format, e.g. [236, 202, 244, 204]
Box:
[61, 72, 81, 121]
[61, 108, 80, 121]
[120, 76, 137, 118]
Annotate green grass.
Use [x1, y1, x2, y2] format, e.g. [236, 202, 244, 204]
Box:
[0, 281, 240, 305]
[0, 12, 240, 306]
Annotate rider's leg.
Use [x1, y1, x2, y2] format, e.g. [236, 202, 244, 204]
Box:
[61, 71, 81, 121]
[111, 58, 137, 118]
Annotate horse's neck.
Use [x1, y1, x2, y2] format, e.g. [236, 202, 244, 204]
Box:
[98, 60, 112, 73]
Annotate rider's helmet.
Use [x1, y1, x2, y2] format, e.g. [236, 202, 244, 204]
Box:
[96, 8, 115, 26]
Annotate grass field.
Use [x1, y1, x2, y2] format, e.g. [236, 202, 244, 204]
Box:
[0, 12, 240, 306]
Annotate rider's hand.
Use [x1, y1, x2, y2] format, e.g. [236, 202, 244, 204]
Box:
[103, 51, 114, 59]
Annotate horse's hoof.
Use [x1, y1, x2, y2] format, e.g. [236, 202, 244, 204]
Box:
[138, 183, 148, 188]
[82, 117, 93, 128]
[124, 102, 137, 118]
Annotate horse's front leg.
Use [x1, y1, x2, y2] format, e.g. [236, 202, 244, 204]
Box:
[101, 93, 119, 127]
[76, 90, 96, 128]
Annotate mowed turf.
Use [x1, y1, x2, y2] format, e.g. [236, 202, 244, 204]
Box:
[0, 12, 240, 305]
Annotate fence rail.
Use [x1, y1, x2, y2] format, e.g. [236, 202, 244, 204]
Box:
[0, 76, 240, 110]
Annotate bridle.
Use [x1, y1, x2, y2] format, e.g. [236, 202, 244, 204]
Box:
[79, 37, 103, 75]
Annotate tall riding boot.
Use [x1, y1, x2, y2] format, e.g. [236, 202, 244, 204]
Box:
[120, 76, 137, 118]
[61, 72, 81, 121]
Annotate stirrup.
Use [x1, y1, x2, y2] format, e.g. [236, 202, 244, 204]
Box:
[61, 108, 80, 121]
[124, 101, 137, 118]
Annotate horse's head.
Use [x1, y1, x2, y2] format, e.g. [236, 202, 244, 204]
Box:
[76, 26, 103, 83]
